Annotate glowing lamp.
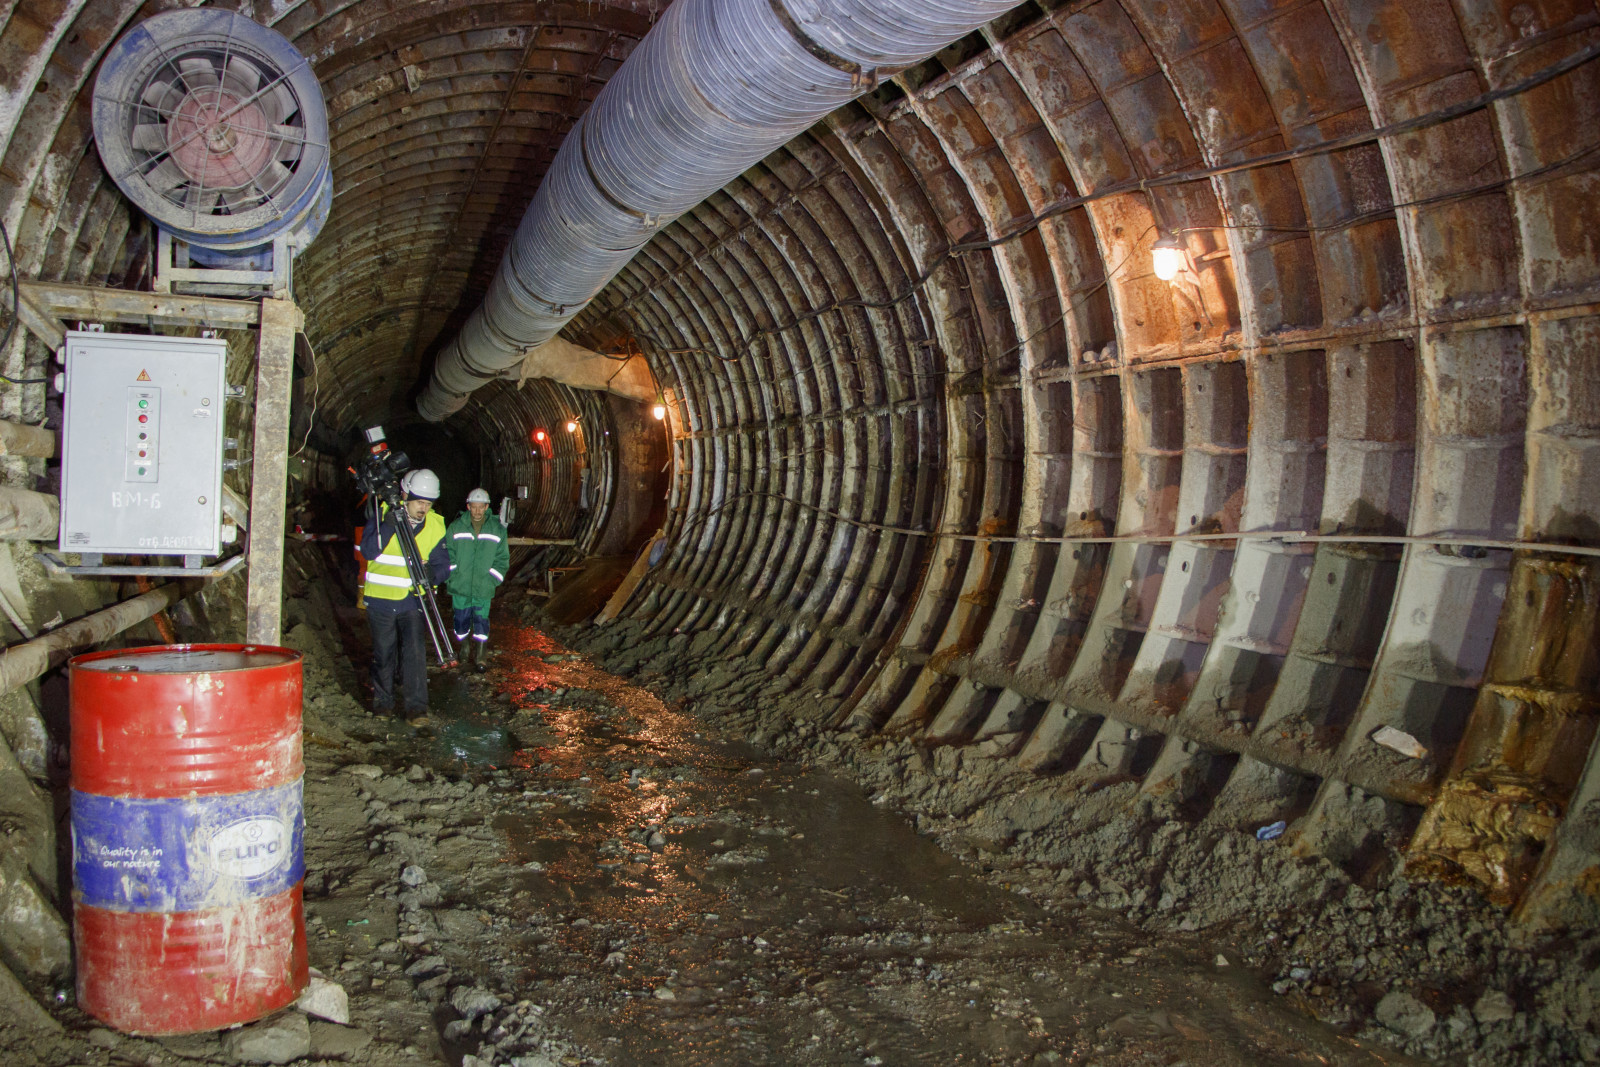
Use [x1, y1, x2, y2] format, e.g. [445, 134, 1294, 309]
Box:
[652, 403, 667, 421]
[566, 420, 577, 433]
[1151, 233, 1185, 281]
[534, 429, 547, 443]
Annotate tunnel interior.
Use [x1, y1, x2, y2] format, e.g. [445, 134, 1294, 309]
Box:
[1, 0, 1599, 1063]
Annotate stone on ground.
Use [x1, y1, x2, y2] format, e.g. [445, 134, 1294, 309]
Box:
[308, 1019, 372, 1059]
[0, 851, 70, 980]
[451, 984, 500, 1021]
[293, 974, 349, 1024]
[221, 1010, 312, 1064]
[1375, 991, 1436, 1038]
[1474, 989, 1515, 1024]
[0, 956, 59, 1031]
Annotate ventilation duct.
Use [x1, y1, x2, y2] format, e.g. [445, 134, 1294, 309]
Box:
[417, 0, 1022, 421]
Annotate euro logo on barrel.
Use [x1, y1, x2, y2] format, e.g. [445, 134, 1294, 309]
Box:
[208, 816, 289, 879]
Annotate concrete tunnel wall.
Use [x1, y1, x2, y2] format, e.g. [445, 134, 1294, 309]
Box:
[0, 0, 1598, 983]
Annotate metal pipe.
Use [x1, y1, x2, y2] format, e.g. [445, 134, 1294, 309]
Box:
[417, 0, 1021, 421]
[0, 579, 206, 696]
[0, 420, 55, 459]
[0, 486, 58, 541]
[0, 584, 35, 639]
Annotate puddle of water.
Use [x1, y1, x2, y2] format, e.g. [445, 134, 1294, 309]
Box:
[428, 676, 518, 768]
[387, 619, 1421, 1067]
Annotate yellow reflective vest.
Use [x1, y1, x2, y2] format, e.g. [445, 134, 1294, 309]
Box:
[362, 508, 447, 602]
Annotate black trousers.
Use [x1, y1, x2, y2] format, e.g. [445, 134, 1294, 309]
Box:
[369, 606, 428, 713]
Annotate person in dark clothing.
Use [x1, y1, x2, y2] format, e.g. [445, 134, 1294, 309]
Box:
[357, 468, 450, 725]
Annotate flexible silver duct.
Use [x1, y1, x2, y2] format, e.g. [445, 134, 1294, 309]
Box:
[417, 0, 1022, 421]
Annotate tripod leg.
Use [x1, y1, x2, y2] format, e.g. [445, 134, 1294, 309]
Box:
[392, 517, 453, 666]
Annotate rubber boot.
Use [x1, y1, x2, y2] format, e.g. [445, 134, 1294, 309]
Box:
[472, 640, 488, 674]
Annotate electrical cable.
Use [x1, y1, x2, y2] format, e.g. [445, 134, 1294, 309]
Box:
[0, 218, 16, 357]
[622, 129, 1600, 415]
[608, 36, 1600, 370]
[0, 218, 47, 386]
[290, 330, 318, 459]
[634, 232, 1149, 398]
[661, 486, 1600, 559]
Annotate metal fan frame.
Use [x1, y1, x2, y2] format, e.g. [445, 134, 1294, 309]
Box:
[93, 9, 329, 252]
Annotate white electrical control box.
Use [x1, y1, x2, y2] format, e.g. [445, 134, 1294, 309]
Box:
[59, 331, 227, 557]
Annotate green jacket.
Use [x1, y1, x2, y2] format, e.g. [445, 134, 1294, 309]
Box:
[445, 511, 511, 605]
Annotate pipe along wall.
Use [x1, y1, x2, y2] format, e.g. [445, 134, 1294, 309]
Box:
[0, 0, 1597, 1050]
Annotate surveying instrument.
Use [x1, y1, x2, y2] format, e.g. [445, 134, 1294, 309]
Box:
[350, 425, 457, 668]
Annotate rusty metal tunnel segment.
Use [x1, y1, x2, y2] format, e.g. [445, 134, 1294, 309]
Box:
[415, 0, 1024, 421]
[4, 0, 1600, 949]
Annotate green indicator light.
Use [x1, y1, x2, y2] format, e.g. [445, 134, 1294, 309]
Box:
[137, 467, 146, 475]
[138, 400, 148, 409]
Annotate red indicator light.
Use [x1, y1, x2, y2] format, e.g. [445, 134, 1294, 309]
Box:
[138, 414, 148, 423]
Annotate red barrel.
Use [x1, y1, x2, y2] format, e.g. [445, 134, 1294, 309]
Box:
[70, 644, 308, 1035]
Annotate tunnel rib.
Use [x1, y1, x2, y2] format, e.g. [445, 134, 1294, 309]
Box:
[4, 0, 1600, 965]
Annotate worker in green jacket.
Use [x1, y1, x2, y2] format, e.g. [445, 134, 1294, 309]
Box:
[446, 488, 511, 672]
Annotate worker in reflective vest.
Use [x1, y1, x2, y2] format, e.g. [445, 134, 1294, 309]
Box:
[358, 468, 450, 724]
[446, 487, 511, 673]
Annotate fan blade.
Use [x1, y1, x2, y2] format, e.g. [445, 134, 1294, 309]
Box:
[147, 158, 188, 193]
[132, 123, 168, 152]
[271, 124, 302, 161]
[187, 189, 222, 214]
[177, 56, 220, 91]
[259, 159, 293, 194]
[222, 56, 261, 96]
[140, 78, 180, 110]
[221, 188, 261, 214]
[263, 82, 298, 125]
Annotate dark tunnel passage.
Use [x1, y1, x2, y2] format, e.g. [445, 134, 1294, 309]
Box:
[1, 0, 1599, 1064]
[365, 422, 483, 519]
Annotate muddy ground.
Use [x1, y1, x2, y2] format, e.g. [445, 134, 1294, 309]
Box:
[547, 605, 1600, 1067]
[0, 545, 1591, 1066]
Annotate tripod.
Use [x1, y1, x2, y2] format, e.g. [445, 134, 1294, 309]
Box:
[368, 495, 457, 669]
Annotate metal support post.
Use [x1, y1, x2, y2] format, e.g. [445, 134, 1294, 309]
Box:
[245, 298, 300, 644]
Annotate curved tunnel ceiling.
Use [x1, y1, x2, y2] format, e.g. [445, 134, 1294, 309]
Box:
[3, 0, 1600, 923]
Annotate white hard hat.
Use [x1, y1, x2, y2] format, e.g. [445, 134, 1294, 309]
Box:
[406, 468, 441, 500]
[466, 488, 491, 504]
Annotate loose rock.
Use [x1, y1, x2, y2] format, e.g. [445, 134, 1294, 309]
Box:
[293, 974, 349, 1025]
[452, 984, 501, 1021]
[1474, 989, 1515, 1025]
[1374, 991, 1436, 1038]
[308, 1020, 372, 1060]
[0, 852, 71, 980]
[221, 1011, 312, 1065]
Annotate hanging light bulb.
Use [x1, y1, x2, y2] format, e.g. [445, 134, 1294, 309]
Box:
[652, 403, 667, 421]
[534, 429, 547, 443]
[566, 419, 578, 433]
[1151, 232, 1185, 281]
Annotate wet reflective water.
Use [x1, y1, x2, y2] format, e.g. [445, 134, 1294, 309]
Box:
[403, 623, 1416, 1066]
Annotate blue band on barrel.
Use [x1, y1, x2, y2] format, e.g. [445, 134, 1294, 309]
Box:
[72, 781, 304, 912]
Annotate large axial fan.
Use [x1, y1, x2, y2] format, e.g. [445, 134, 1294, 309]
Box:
[93, 10, 330, 253]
